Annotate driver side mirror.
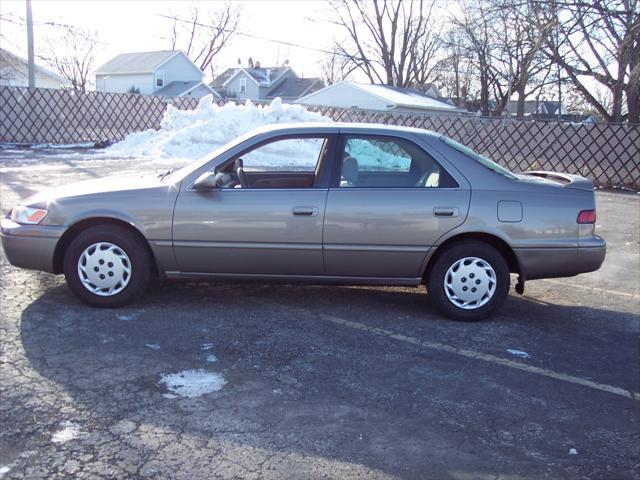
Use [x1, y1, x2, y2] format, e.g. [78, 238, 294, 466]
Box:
[192, 172, 218, 191]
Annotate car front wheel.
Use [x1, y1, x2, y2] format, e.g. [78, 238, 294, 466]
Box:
[63, 225, 151, 307]
[427, 240, 510, 321]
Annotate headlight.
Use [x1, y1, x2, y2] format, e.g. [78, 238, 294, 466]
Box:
[10, 205, 48, 225]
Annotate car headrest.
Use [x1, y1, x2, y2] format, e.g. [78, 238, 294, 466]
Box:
[342, 156, 359, 185]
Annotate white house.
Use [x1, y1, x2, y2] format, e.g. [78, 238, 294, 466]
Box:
[0, 48, 71, 89]
[297, 81, 462, 115]
[95, 50, 218, 98]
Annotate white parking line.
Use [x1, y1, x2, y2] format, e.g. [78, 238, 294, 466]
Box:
[268, 302, 640, 402]
[541, 279, 640, 300]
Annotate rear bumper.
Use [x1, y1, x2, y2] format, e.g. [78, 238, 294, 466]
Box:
[515, 236, 606, 280]
[0, 217, 64, 273]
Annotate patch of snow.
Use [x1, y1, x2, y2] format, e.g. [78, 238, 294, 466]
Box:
[106, 96, 331, 161]
[30, 142, 97, 149]
[51, 421, 80, 443]
[160, 369, 226, 398]
[201, 343, 215, 351]
[0, 466, 10, 478]
[569, 448, 578, 455]
[205, 354, 218, 363]
[116, 313, 136, 322]
[145, 343, 161, 350]
[506, 349, 530, 359]
[0, 164, 75, 173]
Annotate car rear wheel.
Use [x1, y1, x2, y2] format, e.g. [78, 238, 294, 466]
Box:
[63, 225, 151, 307]
[427, 240, 510, 321]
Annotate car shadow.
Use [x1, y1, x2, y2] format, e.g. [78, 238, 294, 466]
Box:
[17, 281, 640, 479]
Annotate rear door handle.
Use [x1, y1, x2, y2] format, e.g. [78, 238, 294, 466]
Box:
[433, 207, 459, 217]
[293, 206, 319, 216]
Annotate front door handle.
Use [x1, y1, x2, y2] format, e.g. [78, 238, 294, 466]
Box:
[293, 206, 319, 216]
[433, 207, 459, 217]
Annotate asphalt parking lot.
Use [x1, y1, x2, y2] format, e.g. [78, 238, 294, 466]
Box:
[0, 148, 639, 479]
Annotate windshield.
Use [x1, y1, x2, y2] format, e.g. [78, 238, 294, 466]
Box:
[441, 136, 517, 180]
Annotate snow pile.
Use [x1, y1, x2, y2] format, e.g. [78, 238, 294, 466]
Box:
[106, 96, 331, 161]
[51, 421, 80, 443]
[160, 369, 226, 398]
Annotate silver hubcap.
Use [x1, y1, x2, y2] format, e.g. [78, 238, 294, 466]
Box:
[77, 242, 132, 296]
[444, 256, 497, 310]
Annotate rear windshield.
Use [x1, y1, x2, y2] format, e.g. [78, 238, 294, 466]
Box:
[441, 137, 517, 180]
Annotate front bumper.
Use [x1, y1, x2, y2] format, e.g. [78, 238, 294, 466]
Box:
[1, 217, 65, 273]
[515, 236, 606, 280]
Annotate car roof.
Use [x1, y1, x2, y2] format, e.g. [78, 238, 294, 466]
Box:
[251, 122, 442, 139]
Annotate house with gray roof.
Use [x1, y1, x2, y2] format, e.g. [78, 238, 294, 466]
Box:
[211, 66, 324, 101]
[95, 50, 218, 99]
[265, 77, 324, 101]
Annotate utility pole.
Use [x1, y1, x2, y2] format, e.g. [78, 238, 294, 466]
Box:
[26, 0, 35, 88]
[555, 4, 561, 121]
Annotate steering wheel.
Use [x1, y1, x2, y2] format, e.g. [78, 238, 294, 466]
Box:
[213, 172, 239, 188]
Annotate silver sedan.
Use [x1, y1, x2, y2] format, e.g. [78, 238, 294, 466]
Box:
[1, 123, 606, 321]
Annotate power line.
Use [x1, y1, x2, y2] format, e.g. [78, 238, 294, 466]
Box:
[155, 13, 360, 61]
[156, 13, 482, 76]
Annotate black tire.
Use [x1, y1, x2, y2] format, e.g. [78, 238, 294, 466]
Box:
[427, 240, 510, 321]
[63, 224, 152, 307]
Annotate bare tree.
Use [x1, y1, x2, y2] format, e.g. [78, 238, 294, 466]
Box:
[563, 84, 606, 118]
[319, 47, 358, 85]
[327, 0, 443, 87]
[38, 23, 98, 92]
[451, 0, 556, 117]
[169, 2, 240, 72]
[0, 13, 26, 83]
[435, 30, 477, 108]
[489, 0, 554, 117]
[540, 0, 640, 123]
[450, 2, 493, 115]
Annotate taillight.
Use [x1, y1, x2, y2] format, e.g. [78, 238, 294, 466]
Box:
[577, 209, 596, 224]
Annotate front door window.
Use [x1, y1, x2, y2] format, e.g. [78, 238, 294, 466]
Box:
[219, 136, 328, 189]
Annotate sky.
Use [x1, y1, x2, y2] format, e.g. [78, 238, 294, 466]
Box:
[0, 0, 343, 82]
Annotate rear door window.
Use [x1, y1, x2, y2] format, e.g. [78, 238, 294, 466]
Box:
[338, 135, 458, 188]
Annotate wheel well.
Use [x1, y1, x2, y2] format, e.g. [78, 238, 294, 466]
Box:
[423, 232, 520, 281]
[53, 217, 160, 277]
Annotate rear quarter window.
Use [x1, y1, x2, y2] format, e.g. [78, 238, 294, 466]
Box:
[442, 137, 517, 180]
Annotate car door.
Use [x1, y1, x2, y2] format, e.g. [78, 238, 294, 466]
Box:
[323, 132, 471, 279]
[172, 134, 335, 276]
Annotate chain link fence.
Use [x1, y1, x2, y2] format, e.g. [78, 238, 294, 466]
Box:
[1, 86, 638, 190]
